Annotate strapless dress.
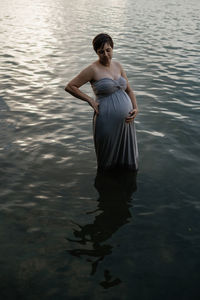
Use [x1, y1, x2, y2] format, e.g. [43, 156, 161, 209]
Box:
[91, 76, 138, 170]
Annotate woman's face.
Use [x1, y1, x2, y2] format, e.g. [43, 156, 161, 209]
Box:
[97, 42, 113, 66]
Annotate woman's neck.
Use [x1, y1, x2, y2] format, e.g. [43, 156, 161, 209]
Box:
[99, 60, 111, 68]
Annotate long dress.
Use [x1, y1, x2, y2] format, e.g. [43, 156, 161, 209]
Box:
[91, 76, 139, 171]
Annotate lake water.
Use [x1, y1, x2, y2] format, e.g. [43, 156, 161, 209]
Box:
[0, 0, 200, 299]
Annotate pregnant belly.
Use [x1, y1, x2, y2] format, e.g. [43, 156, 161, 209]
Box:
[95, 91, 132, 141]
[98, 90, 133, 120]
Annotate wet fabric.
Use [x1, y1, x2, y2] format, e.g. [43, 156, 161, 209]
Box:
[91, 76, 138, 170]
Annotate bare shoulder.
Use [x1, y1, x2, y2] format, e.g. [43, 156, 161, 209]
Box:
[90, 61, 104, 81]
[113, 60, 123, 71]
[79, 63, 95, 79]
[113, 60, 129, 78]
[90, 61, 99, 74]
[84, 61, 102, 82]
[69, 63, 95, 87]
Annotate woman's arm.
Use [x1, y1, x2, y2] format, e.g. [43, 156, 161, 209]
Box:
[119, 63, 138, 123]
[65, 65, 99, 114]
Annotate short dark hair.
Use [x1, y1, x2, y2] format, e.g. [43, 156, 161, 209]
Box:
[92, 33, 114, 53]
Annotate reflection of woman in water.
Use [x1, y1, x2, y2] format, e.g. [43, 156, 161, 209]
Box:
[65, 33, 138, 171]
[67, 170, 137, 288]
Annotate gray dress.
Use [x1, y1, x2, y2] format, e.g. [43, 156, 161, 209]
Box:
[91, 76, 138, 171]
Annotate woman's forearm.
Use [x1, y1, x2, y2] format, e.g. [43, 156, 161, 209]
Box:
[65, 83, 99, 114]
[65, 84, 94, 105]
[126, 90, 138, 110]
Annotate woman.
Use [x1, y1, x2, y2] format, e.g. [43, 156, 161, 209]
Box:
[65, 33, 138, 171]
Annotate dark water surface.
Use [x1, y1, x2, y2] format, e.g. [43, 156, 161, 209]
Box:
[0, 0, 200, 299]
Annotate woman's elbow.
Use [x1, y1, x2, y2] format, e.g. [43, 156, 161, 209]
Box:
[64, 83, 71, 92]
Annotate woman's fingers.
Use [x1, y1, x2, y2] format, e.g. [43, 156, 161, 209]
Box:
[125, 109, 138, 123]
[88, 99, 99, 114]
[93, 102, 99, 114]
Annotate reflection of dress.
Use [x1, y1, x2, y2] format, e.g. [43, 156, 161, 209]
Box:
[92, 76, 138, 170]
[67, 169, 137, 280]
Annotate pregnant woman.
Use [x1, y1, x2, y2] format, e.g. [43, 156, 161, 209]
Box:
[65, 33, 138, 171]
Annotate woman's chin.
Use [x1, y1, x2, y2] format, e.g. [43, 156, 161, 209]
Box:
[101, 58, 111, 66]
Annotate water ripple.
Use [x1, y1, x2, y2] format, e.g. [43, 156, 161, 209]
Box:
[0, 0, 200, 297]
